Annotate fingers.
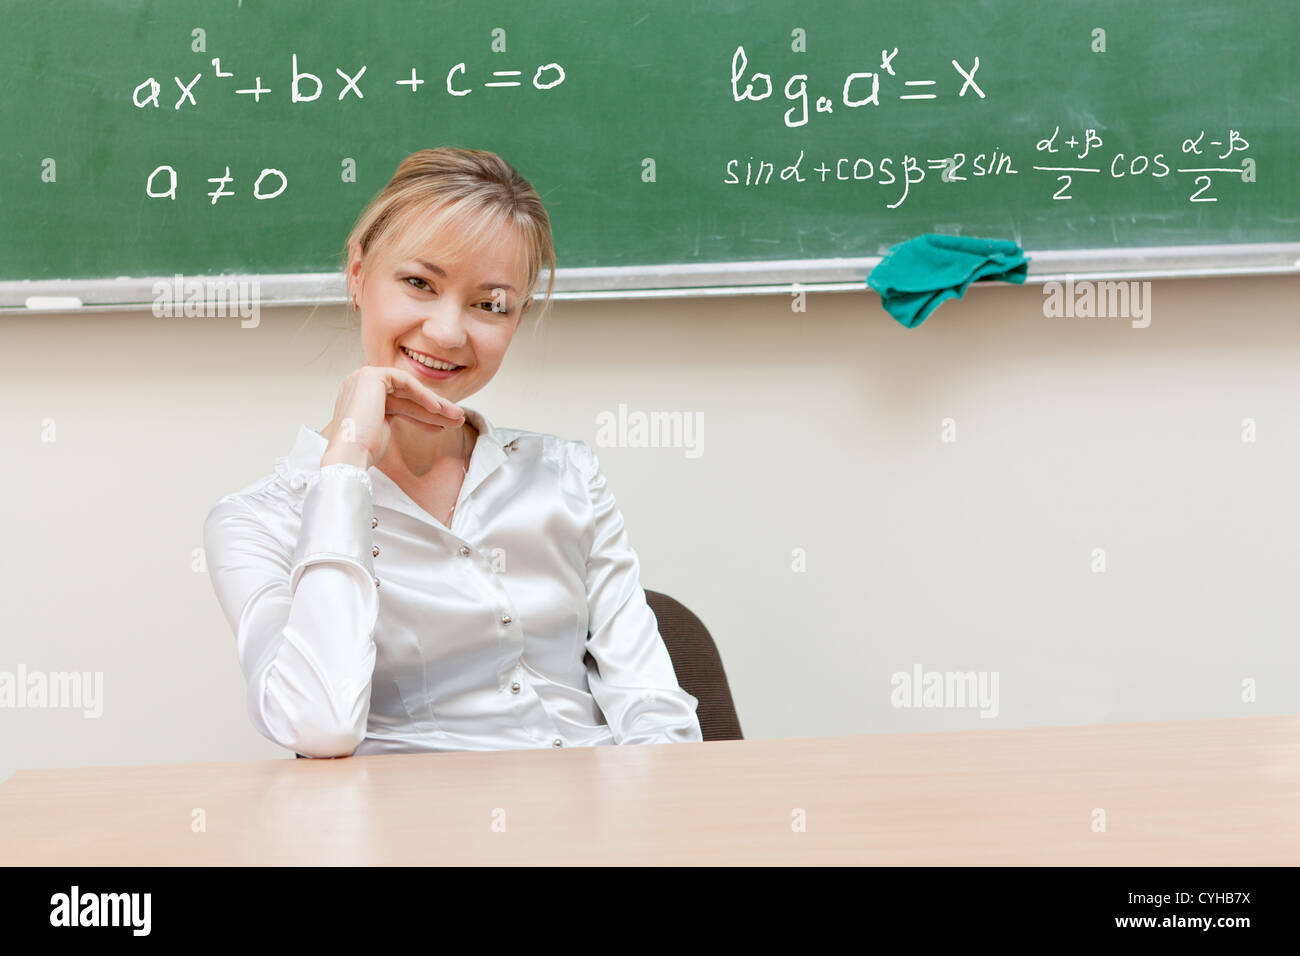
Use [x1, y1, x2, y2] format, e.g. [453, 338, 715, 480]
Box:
[382, 367, 466, 424]
[384, 395, 460, 428]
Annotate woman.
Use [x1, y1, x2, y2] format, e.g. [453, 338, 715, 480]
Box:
[203, 147, 702, 758]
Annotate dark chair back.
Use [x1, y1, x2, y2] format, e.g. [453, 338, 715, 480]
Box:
[642, 588, 742, 741]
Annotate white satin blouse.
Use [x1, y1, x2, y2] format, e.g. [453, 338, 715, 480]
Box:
[203, 406, 702, 758]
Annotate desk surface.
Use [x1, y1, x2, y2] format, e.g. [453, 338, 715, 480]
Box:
[2, 716, 1297, 865]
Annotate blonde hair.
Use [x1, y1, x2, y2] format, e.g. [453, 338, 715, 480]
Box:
[340, 147, 556, 330]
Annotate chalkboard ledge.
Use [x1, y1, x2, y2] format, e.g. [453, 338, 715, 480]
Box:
[3, 243, 1298, 312]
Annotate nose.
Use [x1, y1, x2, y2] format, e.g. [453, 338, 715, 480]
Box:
[420, 299, 469, 350]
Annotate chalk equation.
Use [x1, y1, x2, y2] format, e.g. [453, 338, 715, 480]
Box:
[131, 53, 566, 109]
[731, 44, 985, 127]
[723, 126, 1254, 210]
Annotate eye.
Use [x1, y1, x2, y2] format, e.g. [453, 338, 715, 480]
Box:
[404, 276, 432, 291]
[477, 300, 511, 313]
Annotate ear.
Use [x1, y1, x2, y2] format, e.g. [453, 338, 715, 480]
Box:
[345, 239, 364, 298]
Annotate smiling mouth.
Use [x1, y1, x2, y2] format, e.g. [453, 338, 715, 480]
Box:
[400, 346, 464, 371]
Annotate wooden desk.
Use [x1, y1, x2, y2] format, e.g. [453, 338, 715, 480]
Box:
[2, 716, 1297, 865]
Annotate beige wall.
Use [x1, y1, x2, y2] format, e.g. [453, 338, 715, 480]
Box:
[2, 274, 1298, 781]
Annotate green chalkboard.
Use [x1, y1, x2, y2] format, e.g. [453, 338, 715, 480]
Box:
[1, 0, 1296, 288]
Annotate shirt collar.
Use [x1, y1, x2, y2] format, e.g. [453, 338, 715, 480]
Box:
[277, 406, 513, 528]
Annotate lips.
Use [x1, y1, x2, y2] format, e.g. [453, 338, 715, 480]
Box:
[401, 346, 464, 380]
[400, 345, 462, 369]
[401, 346, 463, 370]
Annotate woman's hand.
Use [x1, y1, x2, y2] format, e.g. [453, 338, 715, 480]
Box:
[318, 365, 465, 470]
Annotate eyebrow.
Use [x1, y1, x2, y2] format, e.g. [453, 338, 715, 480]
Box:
[415, 260, 515, 292]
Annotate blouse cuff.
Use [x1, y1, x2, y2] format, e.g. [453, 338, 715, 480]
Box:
[308, 462, 373, 494]
[291, 466, 376, 589]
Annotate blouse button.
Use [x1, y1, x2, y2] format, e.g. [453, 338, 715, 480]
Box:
[459, 546, 470, 557]
[373, 577, 380, 588]
[501, 615, 512, 625]
[371, 517, 378, 529]
[510, 682, 520, 694]
[372, 545, 380, 557]
[552, 738, 563, 748]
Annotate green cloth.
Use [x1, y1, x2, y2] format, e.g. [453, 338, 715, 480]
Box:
[866, 234, 1030, 328]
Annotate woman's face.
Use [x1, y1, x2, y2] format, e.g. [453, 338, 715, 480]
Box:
[349, 228, 530, 407]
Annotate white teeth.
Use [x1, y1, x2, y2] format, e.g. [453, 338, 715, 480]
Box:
[403, 347, 460, 371]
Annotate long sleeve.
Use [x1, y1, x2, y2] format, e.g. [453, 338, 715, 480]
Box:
[575, 441, 703, 745]
[203, 465, 380, 758]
